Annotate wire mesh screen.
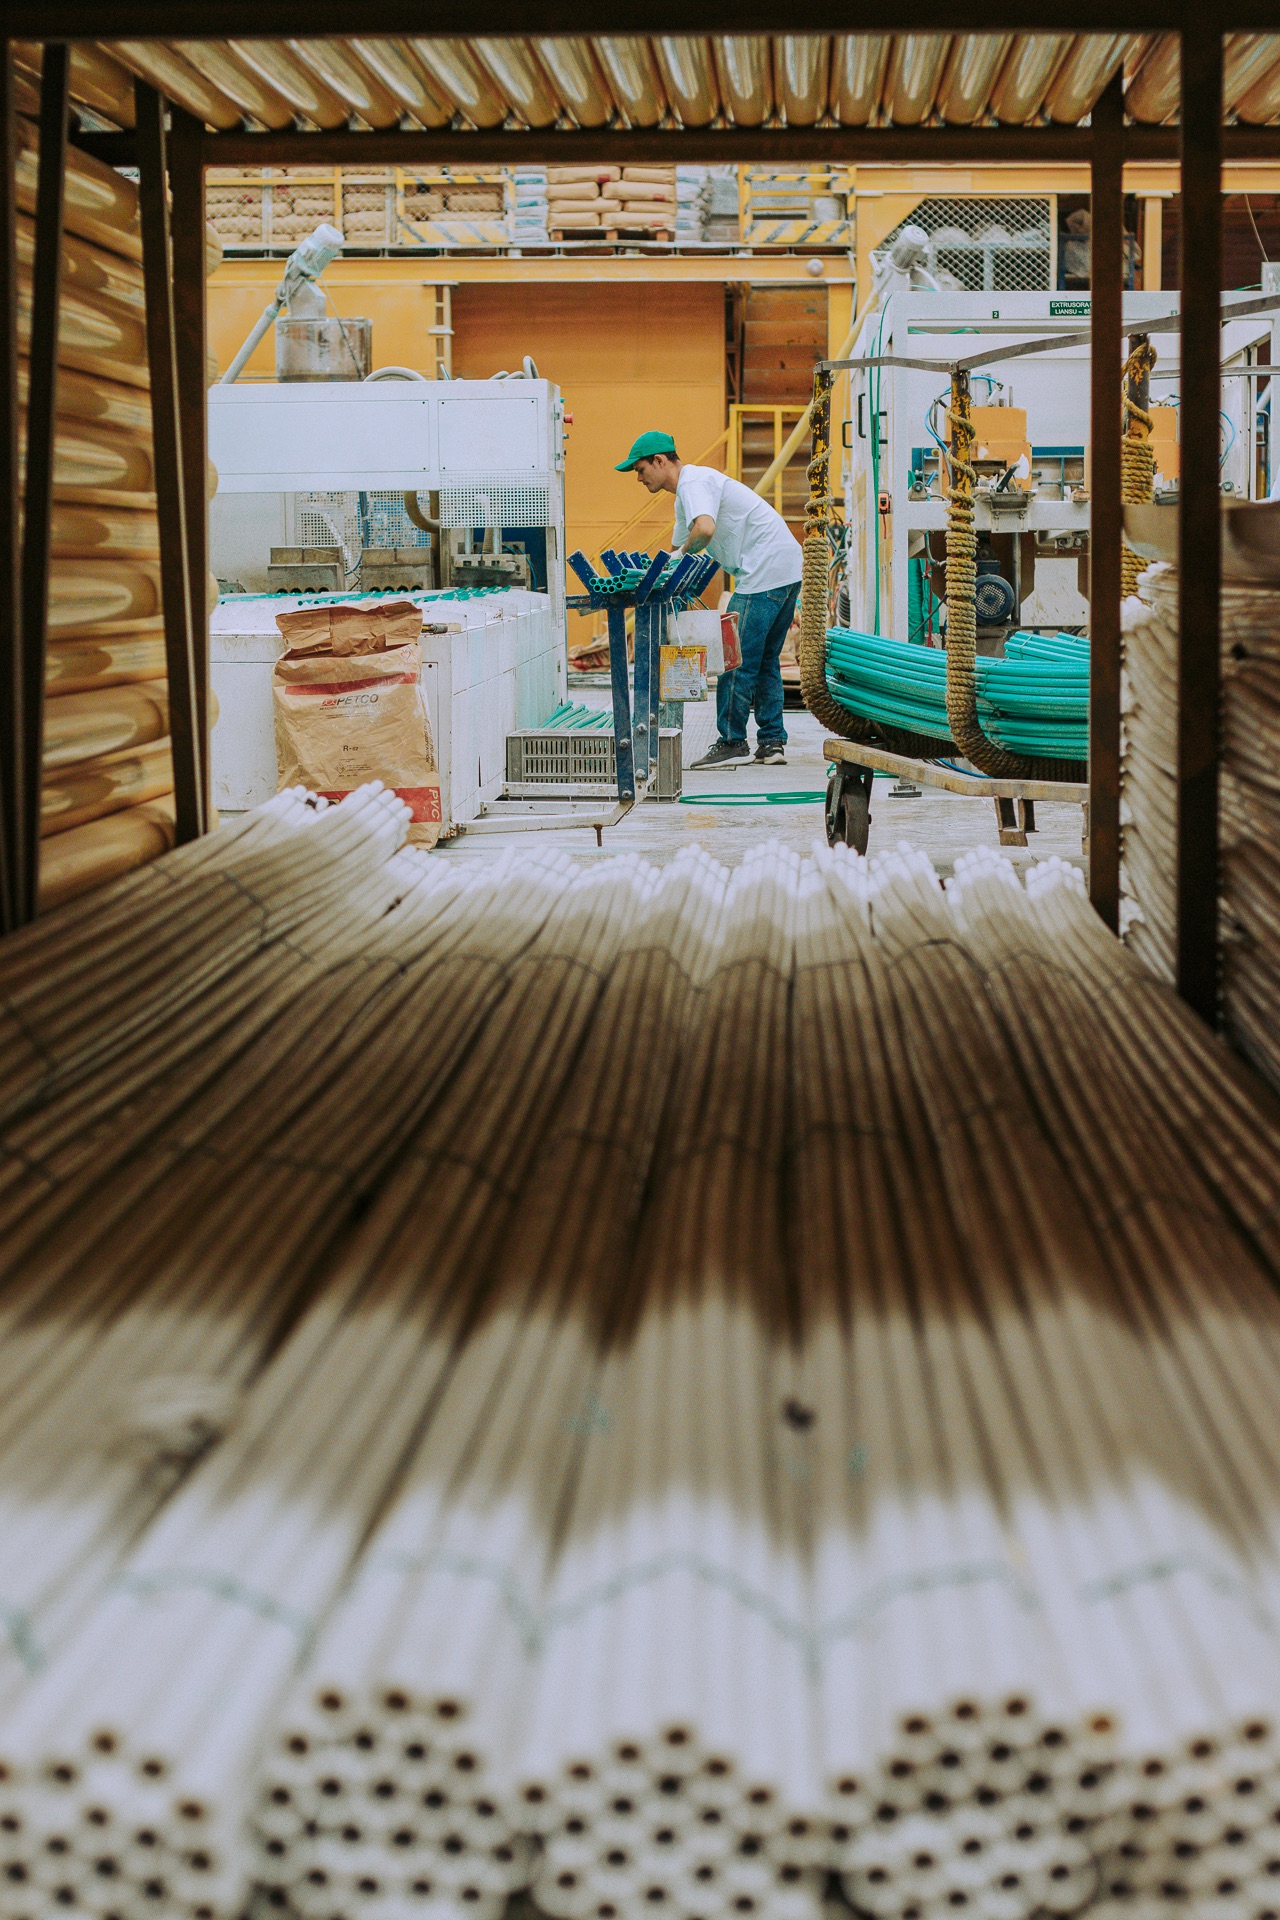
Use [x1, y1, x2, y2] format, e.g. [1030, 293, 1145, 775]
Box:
[881, 198, 1053, 293]
[364, 492, 433, 548]
[293, 491, 361, 564]
[439, 481, 552, 529]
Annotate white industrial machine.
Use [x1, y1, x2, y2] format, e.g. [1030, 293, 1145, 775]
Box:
[209, 375, 567, 622]
[206, 226, 570, 834]
[843, 274, 1275, 643]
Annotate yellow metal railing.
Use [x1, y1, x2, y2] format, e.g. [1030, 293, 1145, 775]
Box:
[727, 405, 807, 514]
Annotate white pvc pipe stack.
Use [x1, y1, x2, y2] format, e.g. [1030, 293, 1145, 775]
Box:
[2, 828, 1280, 1920]
[264, 850, 731, 1920]
[1118, 565, 1179, 984]
[513, 849, 821, 1920]
[0, 854, 655, 1919]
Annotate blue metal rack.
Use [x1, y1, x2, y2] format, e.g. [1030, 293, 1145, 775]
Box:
[567, 548, 720, 807]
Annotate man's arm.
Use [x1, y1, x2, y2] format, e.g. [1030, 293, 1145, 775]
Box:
[680, 513, 716, 555]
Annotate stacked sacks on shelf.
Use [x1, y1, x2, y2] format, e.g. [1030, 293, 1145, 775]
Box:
[509, 167, 550, 245]
[546, 165, 618, 236]
[601, 167, 677, 237]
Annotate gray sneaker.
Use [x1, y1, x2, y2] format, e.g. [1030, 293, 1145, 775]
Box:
[690, 739, 752, 770]
[755, 743, 786, 765]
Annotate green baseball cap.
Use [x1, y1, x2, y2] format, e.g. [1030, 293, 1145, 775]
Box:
[615, 430, 677, 471]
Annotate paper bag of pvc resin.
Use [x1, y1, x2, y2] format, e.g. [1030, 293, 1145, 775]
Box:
[275, 598, 423, 658]
[272, 638, 442, 846]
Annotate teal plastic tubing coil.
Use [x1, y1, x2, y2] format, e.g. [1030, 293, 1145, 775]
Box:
[825, 627, 1089, 762]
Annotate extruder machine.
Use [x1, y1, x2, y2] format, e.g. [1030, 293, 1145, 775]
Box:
[841, 278, 1273, 647]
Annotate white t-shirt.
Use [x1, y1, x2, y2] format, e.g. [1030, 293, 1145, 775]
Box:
[672, 465, 803, 596]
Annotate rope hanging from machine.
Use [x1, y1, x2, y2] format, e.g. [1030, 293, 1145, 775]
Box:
[798, 367, 877, 743]
[1121, 334, 1158, 602]
[941, 370, 1032, 778]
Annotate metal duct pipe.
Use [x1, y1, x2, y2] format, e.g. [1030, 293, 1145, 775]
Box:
[1130, 31, 1280, 122]
[530, 39, 614, 128]
[653, 37, 720, 125]
[1124, 34, 1179, 123]
[286, 39, 405, 127]
[1042, 34, 1143, 125]
[1224, 33, 1280, 113]
[349, 38, 454, 126]
[883, 33, 952, 125]
[712, 36, 774, 127]
[1236, 44, 1280, 121]
[107, 42, 243, 127]
[592, 37, 668, 126]
[828, 35, 891, 125]
[408, 40, 508, 127]
[473, 39, 561, 127]
[224, 40, 351, 126]
[934, 34, 1013, 124]
[774, 36, 831, 126]
[987, 33, 1073, 123]
[158, 42, 296, 128]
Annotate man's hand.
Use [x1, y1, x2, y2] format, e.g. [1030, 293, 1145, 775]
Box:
[680, 513, 716, 556]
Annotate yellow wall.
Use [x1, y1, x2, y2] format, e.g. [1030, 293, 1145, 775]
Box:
[207, 272, 449, 380]
[452, 282, 726, 592]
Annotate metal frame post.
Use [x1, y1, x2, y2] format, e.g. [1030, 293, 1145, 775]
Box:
[0, 43, 21, 931]
[606, 604, 636, 804]
[633, 600, 653, 781]
[135, 79, 206, 843]
[1176, 29, 1224, 1020]
[168, 104, 211, 814]
[17, 41, 70, 924]
[1088, 68, 1125, 932]
[648, 599, 661, 764]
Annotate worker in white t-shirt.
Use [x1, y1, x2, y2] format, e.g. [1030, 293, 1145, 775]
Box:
[616, 430, 803, 769]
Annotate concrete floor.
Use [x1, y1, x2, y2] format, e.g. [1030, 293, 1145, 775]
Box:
[440, 697, 1088, 877]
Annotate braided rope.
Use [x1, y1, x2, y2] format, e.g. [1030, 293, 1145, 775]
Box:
[798, 372, 879, 744]
[1121, 337, 1158, 601]
[942, 375, 1035, 779]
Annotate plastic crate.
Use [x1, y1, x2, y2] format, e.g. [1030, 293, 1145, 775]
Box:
[506, 727, 681, 799]
[507, 729, 616, 787]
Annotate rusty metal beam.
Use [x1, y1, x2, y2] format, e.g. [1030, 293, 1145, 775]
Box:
[1088, 70, 1124, 936]
[168, 104, 210, 817]
[0, 45, 20, 932]
[16, 42, 70, 925]
[65, 122, 1280, 171]
[1175, 28, 1224, 1021]
[14, 2, 1280, 35]
[135, 79, 206, 843]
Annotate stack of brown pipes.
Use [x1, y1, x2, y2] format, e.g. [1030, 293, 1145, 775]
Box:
[13, 54, 222, 914]
[1120, 555, 1280, 1093]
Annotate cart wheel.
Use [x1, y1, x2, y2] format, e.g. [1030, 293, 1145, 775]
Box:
[835, 783, 871, 854]
[825, 767, 872, 854]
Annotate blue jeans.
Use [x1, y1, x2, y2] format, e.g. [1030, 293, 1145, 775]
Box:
[716, 582, 799, 748]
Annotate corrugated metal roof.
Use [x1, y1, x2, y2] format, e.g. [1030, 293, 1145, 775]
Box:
[24, 33, 1280, 135]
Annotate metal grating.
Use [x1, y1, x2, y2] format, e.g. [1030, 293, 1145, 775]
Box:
[440, 481, 552, 529]
[363, 491, 433, 548]
[880, 197, 1053, 293]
